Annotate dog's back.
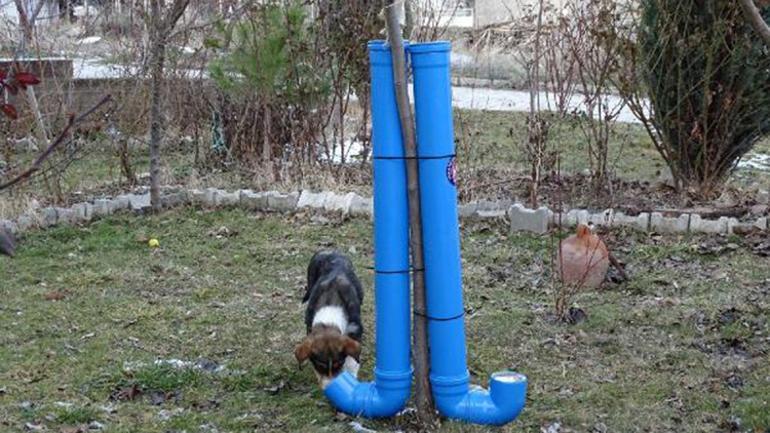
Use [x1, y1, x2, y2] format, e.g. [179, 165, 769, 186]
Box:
[302, 250, 364, 340]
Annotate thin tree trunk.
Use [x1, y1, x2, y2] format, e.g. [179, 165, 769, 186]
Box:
[739, 0, 770, 46]
[404, 0, 414, 40]
[14, 0, 51, 150]
[148, 15, 165, 211]
[26, 87, 49, 143]
[385, 5, 435, 423]
[146, 0, 190, 211]
[527, 0, 545, 208]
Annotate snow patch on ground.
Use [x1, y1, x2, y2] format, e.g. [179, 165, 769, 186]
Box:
[122, 358, 226, 373]
[738, 153, 770, 171]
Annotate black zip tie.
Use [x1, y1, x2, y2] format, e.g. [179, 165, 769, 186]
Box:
[366, 266, 425, 274]
[372, 153, 456, 161]
[413, 310, 465, 322]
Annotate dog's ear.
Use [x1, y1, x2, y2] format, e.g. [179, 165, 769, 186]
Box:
[343, 337, 361, 362]
[294, 338, 312, 369]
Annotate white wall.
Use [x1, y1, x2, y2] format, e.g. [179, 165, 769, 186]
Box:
[0, 0, 60, 25]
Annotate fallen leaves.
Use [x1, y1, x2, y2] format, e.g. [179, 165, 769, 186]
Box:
[262, 380, 285, 395]
[44, 291, 67, 301]
[109, 384, 141, 402]
[207, 226, 238, 238]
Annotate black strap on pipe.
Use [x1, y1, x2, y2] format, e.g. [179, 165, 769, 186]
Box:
[367, 266, 425, 275]
[413, 310, 465, 322]
[372, 153, 456, 161]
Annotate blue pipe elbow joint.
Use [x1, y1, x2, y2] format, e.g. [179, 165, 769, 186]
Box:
[432, 372, 528, 426]
[324, 369, 413, 418]
[323, 39, 413, 419]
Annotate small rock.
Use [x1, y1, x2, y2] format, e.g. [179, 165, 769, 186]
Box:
[266, 191, 299, 212]
[24, 422, 44, 432]
[650, 212, 690, 233]
[757, 190, 769, 204]
[509, 203, 550, 234]
[213, 190, 239, 207]
[40, 207, 58, 227]
[542, 422, 561, 433]
[92, 199, 112, 217]
[297, 190, 328, 209]
[157, 408, 184, 421]
[750, 204, 768, 216]
[349, 194, 373, 217]
[262, 380, 285, 395]
[348, 421, 378, 433]
[240, 190, 268, 210]
[127, 193, 151, 212]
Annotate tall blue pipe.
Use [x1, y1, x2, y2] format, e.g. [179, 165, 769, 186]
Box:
[409, 41, 528, 426]
[324, 40, 413, 418]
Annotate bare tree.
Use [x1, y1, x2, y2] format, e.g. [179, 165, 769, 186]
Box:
[13, 0, 54, 170]
[12, 0, 46, 51]
[385, 4, 435, 423]
[526, 0, 546, 208]
[739, 0, 770, 46]
[141, 0, 191, 211]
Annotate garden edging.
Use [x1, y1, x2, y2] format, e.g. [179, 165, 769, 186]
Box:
[1, 187, 767, 237]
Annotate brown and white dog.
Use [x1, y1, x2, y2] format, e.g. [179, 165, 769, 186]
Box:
[295, 250, 363, 388]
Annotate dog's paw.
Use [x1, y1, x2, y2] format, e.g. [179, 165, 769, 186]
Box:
[343, 356, 360, 378]
[320, 377, 332, 390]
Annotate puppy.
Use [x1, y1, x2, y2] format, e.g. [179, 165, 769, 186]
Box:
[295, 250, 364, 388]
[0, 228, 15, 257]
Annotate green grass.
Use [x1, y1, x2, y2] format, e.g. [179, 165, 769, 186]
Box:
[454, 109, 770, 190]
[1, 201, 769, 432]
[455, 109, 665, 181]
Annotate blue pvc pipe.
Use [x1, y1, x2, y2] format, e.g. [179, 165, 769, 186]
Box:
[409, 41, 528, 426]
[324, 40, 413, 418]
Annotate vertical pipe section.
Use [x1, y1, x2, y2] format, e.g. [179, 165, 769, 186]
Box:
[410, 41, 528, 426]
[324, 40, 413, 418]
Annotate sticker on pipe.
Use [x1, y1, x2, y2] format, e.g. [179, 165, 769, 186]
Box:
[446, 157, 457, 186]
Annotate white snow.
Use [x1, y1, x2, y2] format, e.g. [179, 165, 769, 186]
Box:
[738, 153, 770, 171]
[77, 36, 102, 45]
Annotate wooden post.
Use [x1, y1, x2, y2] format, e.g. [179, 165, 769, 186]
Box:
[385, 4, 435, 423]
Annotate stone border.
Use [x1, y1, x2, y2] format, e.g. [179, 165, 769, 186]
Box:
[0, 188, 767, 237]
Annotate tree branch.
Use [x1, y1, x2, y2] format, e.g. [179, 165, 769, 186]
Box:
[739, 0, 770, 47]
[163, 0, 191, 35]
[384, 3, 435, 422]
[0, 95, 112, 191]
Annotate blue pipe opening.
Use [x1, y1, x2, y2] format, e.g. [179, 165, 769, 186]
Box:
[324, 40, 413, 418]
[409, 40, 528, 426]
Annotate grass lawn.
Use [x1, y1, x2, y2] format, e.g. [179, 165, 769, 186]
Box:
[1, 208, 768, 432]
[454, 109, 770, 190]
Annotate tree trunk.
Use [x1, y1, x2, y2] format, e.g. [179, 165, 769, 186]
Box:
[145, 0, 189, 210]
[385, 5, 435, 423]
[527, 0, 545, 208]
[148, 21, 165, 211]
[403, 0, 414, 40]
[739, 0, 770, 46]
